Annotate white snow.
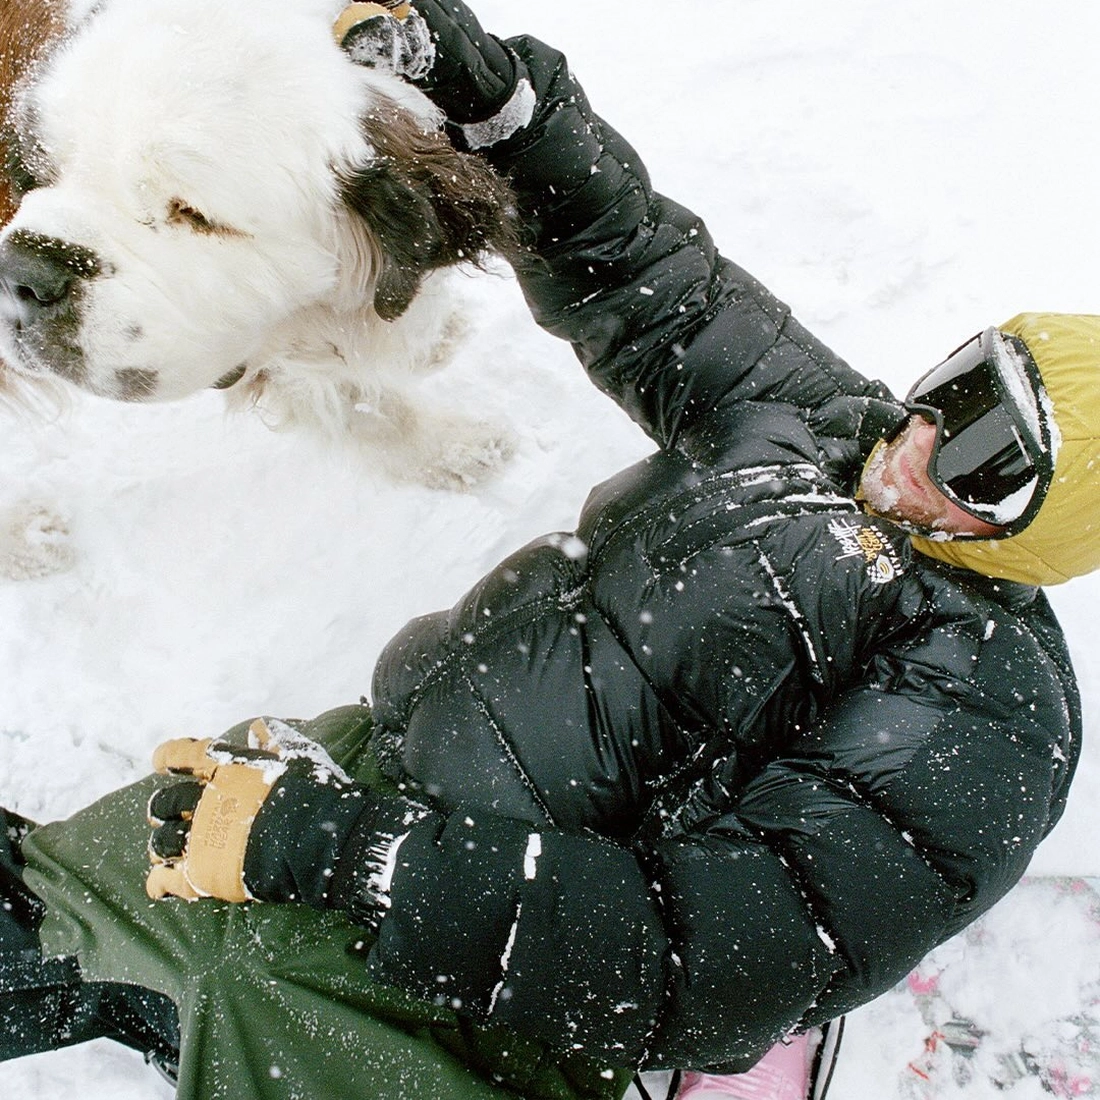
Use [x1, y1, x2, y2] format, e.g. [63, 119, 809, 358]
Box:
[3, 0, 1100, 1096]
[523, 832, 541, 881]
[991, 331, 1045, 450]
[487, 904, 522, 1015]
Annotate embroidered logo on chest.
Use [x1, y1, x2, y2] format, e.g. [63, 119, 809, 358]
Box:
[827, 517, 905, 584]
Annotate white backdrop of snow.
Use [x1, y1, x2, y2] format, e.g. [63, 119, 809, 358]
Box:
[1, 1, 1098, 1096]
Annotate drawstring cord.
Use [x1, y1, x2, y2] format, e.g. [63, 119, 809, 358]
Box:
[631, 1069, 682, 1100]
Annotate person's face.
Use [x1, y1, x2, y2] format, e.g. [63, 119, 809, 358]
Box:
[858, 415, 1007, 537]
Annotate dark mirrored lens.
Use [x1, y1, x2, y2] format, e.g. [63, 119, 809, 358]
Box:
[909, 349, 1002, 441]
[936, 405, 1035, 506]
[906, 332, 1038, 519]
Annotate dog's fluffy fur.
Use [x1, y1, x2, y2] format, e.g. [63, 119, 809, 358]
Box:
[0, 0, 519, 488]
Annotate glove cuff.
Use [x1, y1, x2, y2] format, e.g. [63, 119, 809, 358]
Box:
[455, 70, 536, 151]
[327, 796, 433, 929]
[243, 771, 377, 907]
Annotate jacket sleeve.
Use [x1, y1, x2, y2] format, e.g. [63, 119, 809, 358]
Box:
[332, 795, 836, 1071]
[402, 1, 900, 449]
[483, 35, 902, 452]
[328, 689, 1041, 1071]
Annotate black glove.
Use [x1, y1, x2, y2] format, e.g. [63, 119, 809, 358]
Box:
[146, 718, 386, 908]
[336, 2, 436, 83]
[336, 0, 533, 145]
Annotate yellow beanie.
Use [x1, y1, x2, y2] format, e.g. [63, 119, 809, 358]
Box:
[911, 313, 1100, 586]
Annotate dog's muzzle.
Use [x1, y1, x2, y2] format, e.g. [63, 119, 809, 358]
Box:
[0, 229, 103, 382]
[0, 229, 101, 315]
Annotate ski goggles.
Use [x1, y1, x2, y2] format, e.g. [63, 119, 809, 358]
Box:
[904, 328, 1046, 527]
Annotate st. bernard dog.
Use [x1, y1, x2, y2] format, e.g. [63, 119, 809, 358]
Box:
[0, 0, 520, 491]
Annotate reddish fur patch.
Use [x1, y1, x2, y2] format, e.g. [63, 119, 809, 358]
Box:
[1, 0, 66, 221]
[0, 0, 66, 390]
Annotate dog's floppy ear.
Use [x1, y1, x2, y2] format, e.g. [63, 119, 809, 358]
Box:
[342, 160, 450, 321]
[340, 99, 518, 321]
[0, 168, 15, 227]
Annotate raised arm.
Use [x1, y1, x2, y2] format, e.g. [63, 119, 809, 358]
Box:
[346, 0, 901, 451]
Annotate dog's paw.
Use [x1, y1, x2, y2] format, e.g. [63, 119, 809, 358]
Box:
[401, 417, 516, 491]
[0, 502, 76, 581]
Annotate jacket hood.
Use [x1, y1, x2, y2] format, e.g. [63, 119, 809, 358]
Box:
[911, 312, 1100, 585]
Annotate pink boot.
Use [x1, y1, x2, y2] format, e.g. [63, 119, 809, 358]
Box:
[675, 1022, 844, 1100]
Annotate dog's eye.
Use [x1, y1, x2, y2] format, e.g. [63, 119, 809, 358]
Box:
[166, 198, 215, 232]
[165, 197, 247, 239]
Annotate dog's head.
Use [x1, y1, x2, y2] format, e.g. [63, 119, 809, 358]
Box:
[0, 0, 516, 402]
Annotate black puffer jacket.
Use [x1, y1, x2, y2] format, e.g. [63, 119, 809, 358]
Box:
[331, 24, 1082, 1073]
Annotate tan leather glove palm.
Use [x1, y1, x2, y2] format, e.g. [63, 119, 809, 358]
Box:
[334, 2, 413, 43]
[145, 718, 350, 903]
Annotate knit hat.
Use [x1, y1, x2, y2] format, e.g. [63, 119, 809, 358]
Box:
[911, 313, 1100, 585]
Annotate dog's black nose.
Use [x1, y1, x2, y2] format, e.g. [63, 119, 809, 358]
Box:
[0, 230, 102, 319]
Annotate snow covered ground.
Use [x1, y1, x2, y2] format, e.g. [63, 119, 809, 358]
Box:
[2, 0, 1099, 1096]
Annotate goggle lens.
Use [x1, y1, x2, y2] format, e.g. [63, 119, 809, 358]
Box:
[905, 331, 1041, 524]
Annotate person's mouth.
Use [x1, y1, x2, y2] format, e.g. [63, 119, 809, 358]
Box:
[896, 454, 923, 497]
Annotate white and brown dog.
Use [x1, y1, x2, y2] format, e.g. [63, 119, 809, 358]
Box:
[0, 0, 519, 492]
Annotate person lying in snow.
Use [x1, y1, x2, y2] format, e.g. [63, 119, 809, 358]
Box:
[2, 3, 1099, 1099]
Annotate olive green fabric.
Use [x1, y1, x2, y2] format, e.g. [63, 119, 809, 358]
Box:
[20, 706, 631, 1100]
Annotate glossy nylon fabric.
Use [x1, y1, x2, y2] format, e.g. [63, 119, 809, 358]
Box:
[911, 313, 1100, 584]
[21, 708, 630, 1100]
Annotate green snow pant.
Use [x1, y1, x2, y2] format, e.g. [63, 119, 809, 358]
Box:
[19, 705, 633, 1100]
